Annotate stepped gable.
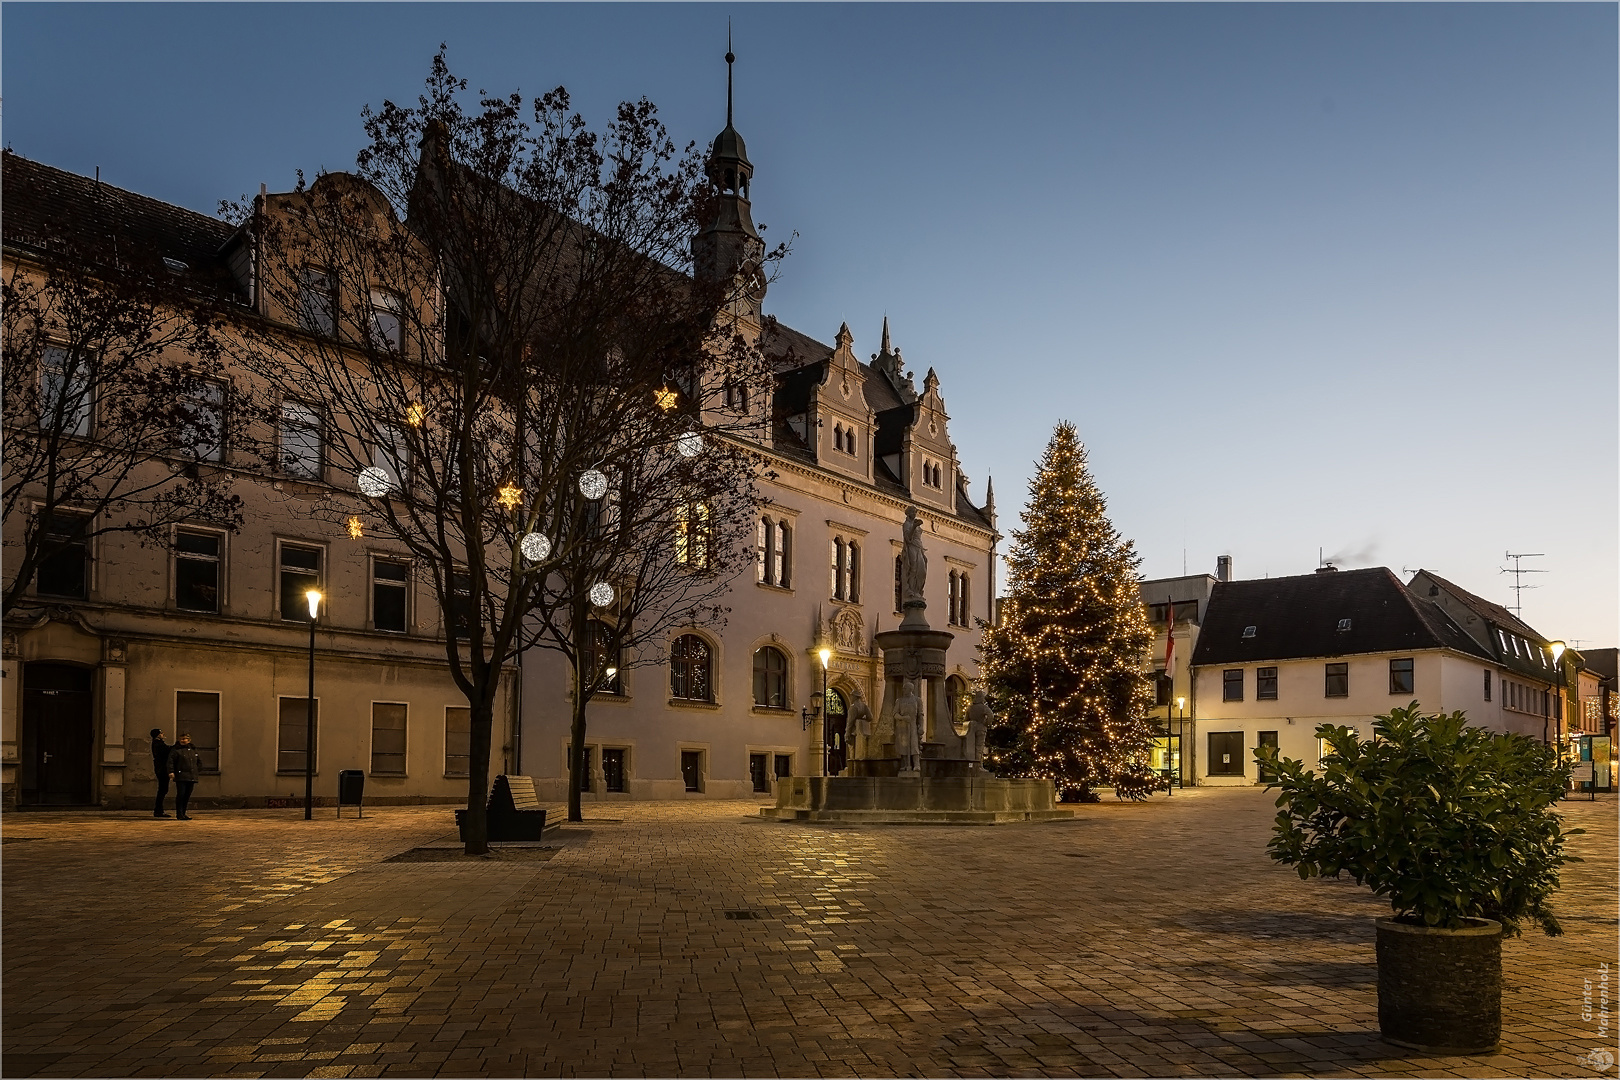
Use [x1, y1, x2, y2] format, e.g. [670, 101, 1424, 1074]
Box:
[1191, 567, 1462, 668]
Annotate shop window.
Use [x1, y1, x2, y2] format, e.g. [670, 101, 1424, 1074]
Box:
[1208, 731, 1244, 776]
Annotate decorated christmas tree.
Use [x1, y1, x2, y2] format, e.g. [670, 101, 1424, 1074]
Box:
[981, 422, 1160, 800]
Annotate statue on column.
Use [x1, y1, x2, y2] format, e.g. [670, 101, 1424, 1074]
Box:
[901, 506, 927, 612]
[846, 686, 873, 761]
[964, 689, 996, 764]
[893, 678, 922, 773]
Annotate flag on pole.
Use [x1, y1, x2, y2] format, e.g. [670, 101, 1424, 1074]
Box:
[1163, 607, 1175, 689]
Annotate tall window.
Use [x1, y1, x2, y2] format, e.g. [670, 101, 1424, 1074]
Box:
[670, 634, 713, 702]
[298, 268, 334, 335]
[947, 571, 971, 627]
[1154, 672, 1173, 707]
[279, 402, 322, 479]
[179, 378, 225, 462]
[946, 675, 968, 725]
[35, 512, 91, 599]
[370, 703, 407, 775]
[372, 558, 408, 633]
[753, 646, 788, 708]
[370, 289, 403, 352]
[1389, 657, 1415, 695]
[444, 707, 471, 777]
[447, 571, 475, 638]
[831, 537, 859, 601]
[1483, 669, 1492, 702]
[1256, 666, 1279, 701]
[175, 529, 222, 613]
[277, 696, 317, 774]
[586, 621, 623, 694]
[603, 748, 627, 793]
[1325, 663, 1350, 698]
[41, 345, 92, 436]
[675, 503, 712, 569]
[757, 517, 791, 587]
[373, 424, 409, 490]
[176, 691, 220, 774]
[278, 543, 322, 622]
[1223, 669, 1244, 702]
[724, 380, 749, 411]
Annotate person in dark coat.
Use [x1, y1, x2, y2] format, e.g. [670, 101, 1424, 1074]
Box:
[169, 733, 202, 820]
[151, 728, 172, 818]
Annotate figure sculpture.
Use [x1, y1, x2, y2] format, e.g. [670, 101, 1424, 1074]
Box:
[846, 686, 873, 761]
[901, 506, 927, 611]
[964, 689, 996, 764]
[893, 679, 922, 773]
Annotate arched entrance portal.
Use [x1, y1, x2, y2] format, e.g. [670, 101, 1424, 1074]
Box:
[20, 663, 95, 805]
[824, 686, 848, 775]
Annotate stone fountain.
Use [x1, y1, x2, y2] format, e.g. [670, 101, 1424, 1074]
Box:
[764, 507, 1073, 824]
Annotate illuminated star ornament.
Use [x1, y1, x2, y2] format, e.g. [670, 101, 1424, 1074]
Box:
[655, 386, 679, 411]
[497, 483, 524, 511]
[346, 516, 364, 540]
[405, 403, 426, 427]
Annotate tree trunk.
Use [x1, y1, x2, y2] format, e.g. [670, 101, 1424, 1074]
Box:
[567, 647, 588, 823]
[462, 694, 496, 855]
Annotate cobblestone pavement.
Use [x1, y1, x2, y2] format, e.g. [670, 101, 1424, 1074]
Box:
[3, 788, 1615, 1078]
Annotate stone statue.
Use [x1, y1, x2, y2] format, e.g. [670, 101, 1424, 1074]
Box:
[901, 506, 927, 610]
[964, 689, 996, 764]
[846, 686, 873, 760]
[893, 679, 922, 773]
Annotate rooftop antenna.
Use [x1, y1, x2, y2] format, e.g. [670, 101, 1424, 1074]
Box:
[1499, 551, 1546, 619]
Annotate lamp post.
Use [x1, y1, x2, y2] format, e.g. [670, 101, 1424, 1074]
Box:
[1549, 641, 1567, 765]
[819, 647, 832, 776]
[303, 589, 321, 821]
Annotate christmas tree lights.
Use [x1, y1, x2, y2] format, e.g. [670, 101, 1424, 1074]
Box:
[981, 422, 1161, 800]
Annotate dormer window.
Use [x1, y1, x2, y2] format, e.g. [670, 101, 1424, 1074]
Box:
[1242, 625, 1257, 639]
[1337, 619, 1352, 632]
[725, 380, 749, 412]
[832, 423, 857, 455]
[921, 460, 943, 489]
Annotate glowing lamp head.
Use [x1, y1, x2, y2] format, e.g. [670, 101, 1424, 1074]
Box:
[305, 589, 322, 619]
[1176, 696, 1186, 712]
[1549, 641, 1566, 664]
[604, 666, 618, 681]
[818, 647, 831, 668]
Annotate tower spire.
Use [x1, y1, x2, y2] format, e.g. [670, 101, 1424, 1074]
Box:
[726, 22, 735, 128]
[881, 315, 891, 354]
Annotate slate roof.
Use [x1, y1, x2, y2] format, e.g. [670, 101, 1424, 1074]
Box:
[1581, 647, 1617, 683]
[1412, 570, 1546, 643]
[1190, 567, 1489, 668]
[3, 151, 245, 301]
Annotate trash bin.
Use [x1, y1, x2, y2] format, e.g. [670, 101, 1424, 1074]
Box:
[337, 769, 365, 818]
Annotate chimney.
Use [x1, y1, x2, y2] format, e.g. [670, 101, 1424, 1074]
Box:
[1216, 555, 1232, 582]
[1316, 563, 1339, 573]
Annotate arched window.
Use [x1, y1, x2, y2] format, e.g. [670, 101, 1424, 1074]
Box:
[752, 646, 788, 708]
[831, 537, 846, 600]
[758, 517, 792, 587]
[846, 541, 860, 603]
[675, 502, 711, 569]
[670, 634, 712, 701]
[824, 687, 847, 722]
[946, 675, 968, 725]
[958, 573, 970, 626]
[777, 521, 792, 587]
[948, 571, 960, 626]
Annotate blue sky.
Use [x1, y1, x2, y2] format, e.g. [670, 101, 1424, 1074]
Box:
[6, 3, 1615, 645]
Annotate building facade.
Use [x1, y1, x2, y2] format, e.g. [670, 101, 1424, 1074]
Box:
[1188, 566, 1571, 786]
[517, 93, 999, 801]
[2, 153, 515, 809]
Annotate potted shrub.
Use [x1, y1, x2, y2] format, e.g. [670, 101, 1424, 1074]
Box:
[1261, 703, 1581, 1055]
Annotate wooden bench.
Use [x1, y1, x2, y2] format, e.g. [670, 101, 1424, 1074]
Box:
[455, 774, 548, 841]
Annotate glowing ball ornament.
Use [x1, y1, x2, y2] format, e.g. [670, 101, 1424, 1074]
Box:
[520, 533, 552, 563]
[588, 581, 615, 607]
[578, 469, 608, 500]
[357, 466, 393, 497]
[676, 432, 704, 459]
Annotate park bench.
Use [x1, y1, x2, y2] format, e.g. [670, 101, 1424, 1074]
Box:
[455, 774, 548, 841]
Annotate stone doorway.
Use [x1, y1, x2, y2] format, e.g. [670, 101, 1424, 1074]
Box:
[20, 663, 95, 805]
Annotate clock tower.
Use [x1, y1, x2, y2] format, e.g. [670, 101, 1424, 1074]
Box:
[693, 44, 766, 321]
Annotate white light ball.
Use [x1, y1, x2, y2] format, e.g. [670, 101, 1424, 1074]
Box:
[357, 466, 393, 497]
[520, 533, 552, 563]
[588, 581, 615, 607]
[676, 432, 704, 458]
[578, 469, 608, 500]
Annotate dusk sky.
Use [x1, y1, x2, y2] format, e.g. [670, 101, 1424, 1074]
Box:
[6, 3, 1615, 646]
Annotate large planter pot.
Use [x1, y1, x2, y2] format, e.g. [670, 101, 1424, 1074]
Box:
[1375, 916, 1502, 1055]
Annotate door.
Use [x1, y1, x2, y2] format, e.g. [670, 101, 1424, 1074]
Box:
[680, 750, 704, 792]
[1256, 731, 1280, 783]
[602, 748, 626, 793]
[749, 753, 770, 793]
[1207, 731, 1245, 777]
[825, 687, 848, 775]
[20, 663, 95, 805]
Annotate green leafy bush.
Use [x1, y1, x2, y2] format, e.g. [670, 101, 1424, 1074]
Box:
[1262, 703, 1580, 937]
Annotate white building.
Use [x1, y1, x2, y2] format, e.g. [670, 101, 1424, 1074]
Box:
[1189, 566, 1571, 786]
[517, 87, 998, 801]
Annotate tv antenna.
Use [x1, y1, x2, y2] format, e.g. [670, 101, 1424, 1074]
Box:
[1499, 551, 1546, 619]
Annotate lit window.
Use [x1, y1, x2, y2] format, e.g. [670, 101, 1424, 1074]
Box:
[675, 503, 712, 569]
[670, 634, 713, 702]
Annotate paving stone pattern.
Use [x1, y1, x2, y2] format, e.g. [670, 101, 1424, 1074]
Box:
[3, 789, 1615, 1078]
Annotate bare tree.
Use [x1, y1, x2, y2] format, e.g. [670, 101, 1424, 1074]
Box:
[2, 151, 247, 613]
[238, 52, 777, 851]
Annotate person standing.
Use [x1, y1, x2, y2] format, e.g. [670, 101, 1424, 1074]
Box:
[169, 733, 201, 820]
[150, 728, 172, 818]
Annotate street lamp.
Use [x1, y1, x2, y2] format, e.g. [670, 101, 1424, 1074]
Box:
[819, 647, 832, 776]
[1548, 641, 1567, 763]
[304, 589, 321, 821]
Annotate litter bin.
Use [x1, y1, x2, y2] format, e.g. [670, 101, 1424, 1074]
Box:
[337, 769, 365, 818]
